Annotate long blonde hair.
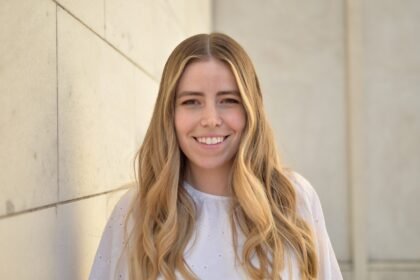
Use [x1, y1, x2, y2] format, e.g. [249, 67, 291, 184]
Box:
[126, 33, 318, 279]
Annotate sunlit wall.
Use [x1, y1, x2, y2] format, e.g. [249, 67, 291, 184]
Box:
[0, 0, 211, 279]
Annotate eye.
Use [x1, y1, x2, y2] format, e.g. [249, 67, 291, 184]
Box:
[221, 98, 240, 104]
[181, 99, 199, 105]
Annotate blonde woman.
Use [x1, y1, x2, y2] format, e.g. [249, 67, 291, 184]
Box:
[89, 33, 342, 280]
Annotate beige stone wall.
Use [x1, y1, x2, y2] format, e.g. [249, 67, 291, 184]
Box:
[0, 0, 211, 279]
[214, 0, 420, 279]
[364, 0, 420, 278]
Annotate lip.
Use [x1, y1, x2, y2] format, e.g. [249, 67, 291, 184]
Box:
[193, 135, 230, 146]
[193, 134, 229, 138]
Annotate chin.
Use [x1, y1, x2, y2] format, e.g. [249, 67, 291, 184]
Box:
[189, 157, 234, 171]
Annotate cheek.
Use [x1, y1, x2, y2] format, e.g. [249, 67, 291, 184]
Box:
[174, 111, 184, 132]
[174, 114, 188, 153]
[238, 113, 246, 132]
[227, 109, 246, 132]
[174, 110, 192, 136]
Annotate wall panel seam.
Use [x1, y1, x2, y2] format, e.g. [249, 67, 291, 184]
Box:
[0, 184, 133, 220]
[52, 0, 158, 83]
[56, 1, 60, 207]
[103, 0, 106, 37]
[369, 261, 420, 271]
[344, 0, 367, 278]
[210, 0, 215, 31]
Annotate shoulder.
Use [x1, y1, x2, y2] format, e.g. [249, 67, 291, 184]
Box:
[286, 171, 320, 219]
[107, 185, 138, 233]
[100, 185, 137, 240]
[287, 171, 318, 203]
[89, 186, 137, 279]
[286, 171, 343, 279]
[110, 186, 137, 217]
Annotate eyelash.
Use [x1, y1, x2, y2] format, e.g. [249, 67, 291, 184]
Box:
[181, 99, 199, 105]
[221, 98, 240, 104]
[181, 98, 240, 106]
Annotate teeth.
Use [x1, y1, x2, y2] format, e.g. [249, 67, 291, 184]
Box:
[197, 136, 225, 145]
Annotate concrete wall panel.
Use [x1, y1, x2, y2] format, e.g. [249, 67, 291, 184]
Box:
[57, 0, 105, 36]
[0, 0, 57, 216]
[166, 0, 212, 36]
[369, 271, 420, 280]
[105, 0, 185, 78]
[342, 270, 353, 280]
[364, 0, 420, 260]
[0, 209, 57, 279]
[58, 8, 145, 200]
[56, 189, 127, 280]
[214, 0, 350, 261]
[134, 76, 158, 147]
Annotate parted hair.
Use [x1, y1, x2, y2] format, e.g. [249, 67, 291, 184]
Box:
[125, 33, 318, 280]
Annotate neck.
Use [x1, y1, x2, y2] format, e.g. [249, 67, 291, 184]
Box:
[185, 162, 233, 196]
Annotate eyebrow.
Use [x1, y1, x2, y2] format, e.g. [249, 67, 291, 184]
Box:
[176, 90, 240, 99]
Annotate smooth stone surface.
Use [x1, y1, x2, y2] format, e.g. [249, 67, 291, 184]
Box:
[0, 208, 57, 279]
[134, 78, 158, 148]
[0, 0, 57, 216]
[166, 0, 212, 36]
[105, 0, 186, 79]
[365, 0, 420, 260]
[342, 269, 353, 280]
[214, 0, 350, 261]
[369, 271, 420, 280]
[57, 189, 128, 280]
[57, 0, 105, 36]
[58, 8, 151, 200]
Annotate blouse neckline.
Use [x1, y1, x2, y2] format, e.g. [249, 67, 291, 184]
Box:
[183, 181, 232, 202]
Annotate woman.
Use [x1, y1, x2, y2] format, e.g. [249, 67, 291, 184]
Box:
[89, 33, 342, 280]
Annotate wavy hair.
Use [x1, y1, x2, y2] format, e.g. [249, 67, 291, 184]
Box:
[125, 33, 318, 280]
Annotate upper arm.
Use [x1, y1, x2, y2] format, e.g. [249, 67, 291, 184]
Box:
[290, 172, 343, 280]
[89, 188, 136, 280]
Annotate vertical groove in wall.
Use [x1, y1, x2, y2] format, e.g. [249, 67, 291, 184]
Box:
[342, 0, 353, 275]
[210, 0, 215, 31]
[56, 3, 60, 203]
[344, 0, 367, 279]
[103, 0, 106, 37]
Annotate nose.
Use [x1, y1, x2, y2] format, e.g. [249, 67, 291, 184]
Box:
[200, 104, 222, 127]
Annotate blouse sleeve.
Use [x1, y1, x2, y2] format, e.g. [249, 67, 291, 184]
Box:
[89, 188, 135, 280]
[291, 172, 343, 280]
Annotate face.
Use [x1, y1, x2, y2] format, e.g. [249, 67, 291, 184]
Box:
[174, 58, 246, 173]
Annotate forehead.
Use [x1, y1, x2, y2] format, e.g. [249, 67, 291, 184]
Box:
[176, 58, 238, 94]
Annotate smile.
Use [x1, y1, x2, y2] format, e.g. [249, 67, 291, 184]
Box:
[193, 136, 229, 145]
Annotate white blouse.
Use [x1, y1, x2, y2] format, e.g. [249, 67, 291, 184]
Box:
[89, 172, 343, 280]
